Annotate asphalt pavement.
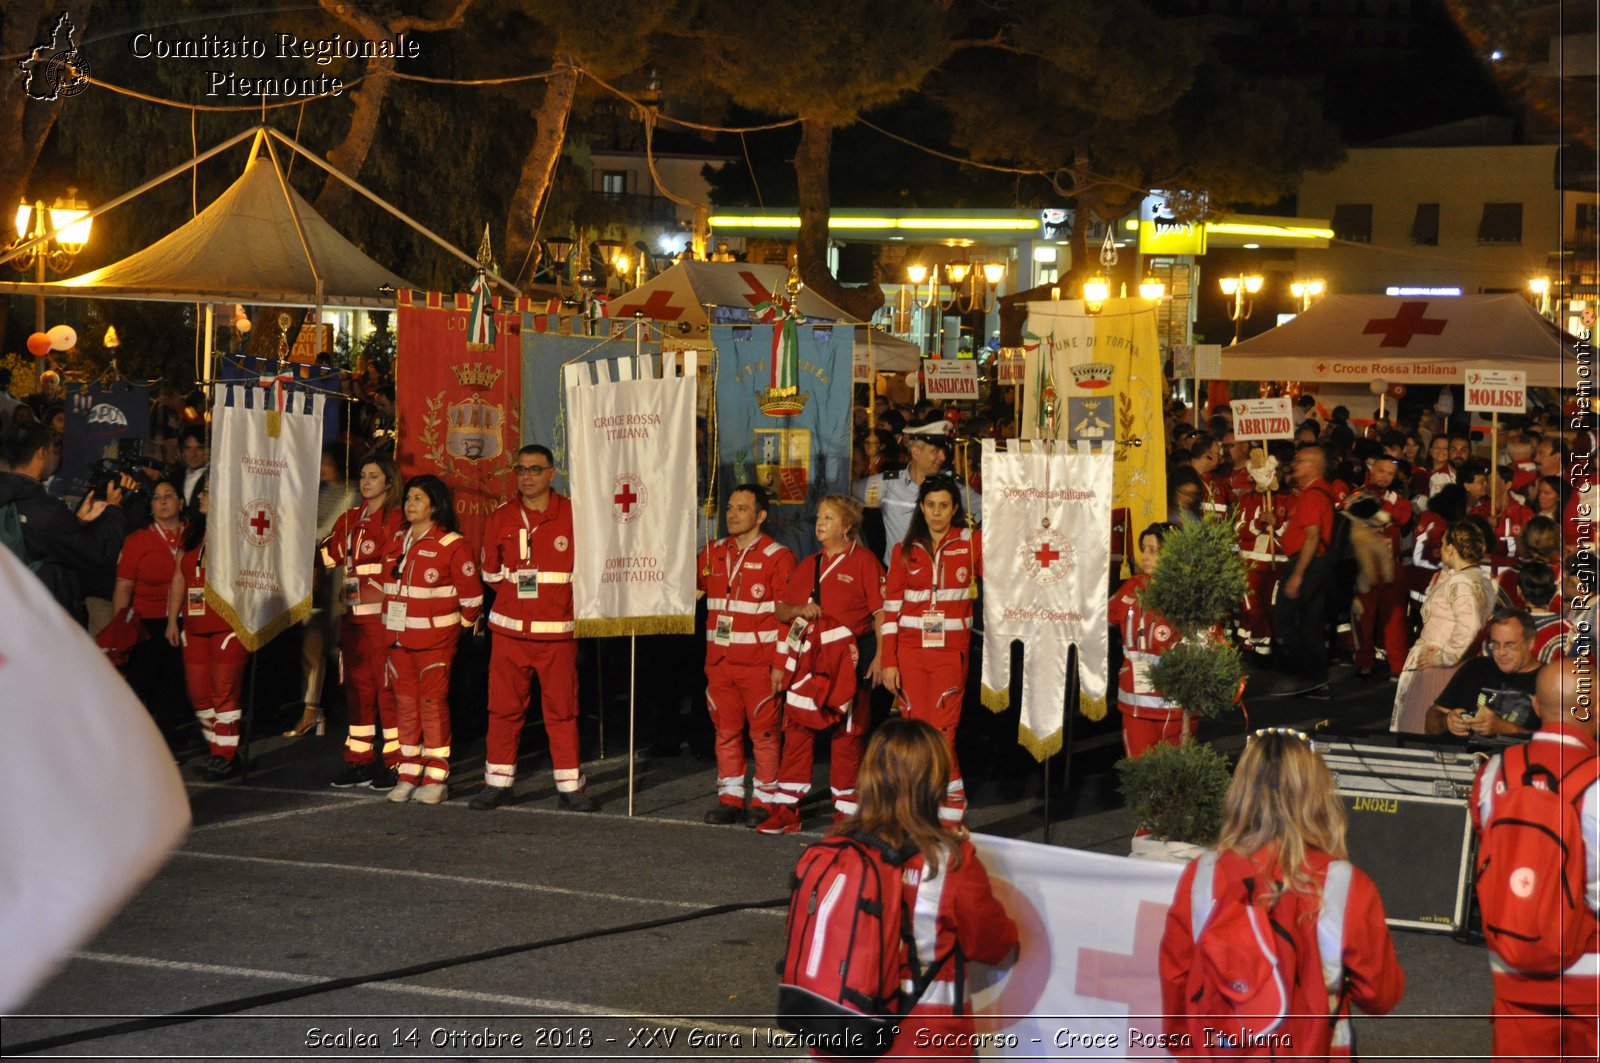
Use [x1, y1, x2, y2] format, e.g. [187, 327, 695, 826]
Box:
[3, 649, 1496, 1062]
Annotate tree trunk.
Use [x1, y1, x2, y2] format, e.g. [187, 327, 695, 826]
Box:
[504, 61, 580, 288]
[792, 116, 883, 322]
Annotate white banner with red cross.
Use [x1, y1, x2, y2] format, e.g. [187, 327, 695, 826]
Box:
[563, 352, 697, 636]
[967, 835, 1185, 1060]
[206, 384, 326, 650]
[978, 438, 1113, 759]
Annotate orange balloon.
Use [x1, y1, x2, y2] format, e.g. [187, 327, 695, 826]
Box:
[26, 332, 52, 357]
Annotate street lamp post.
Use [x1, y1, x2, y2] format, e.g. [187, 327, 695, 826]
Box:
[10, 189, 92, 333]
[1290, 278, 1326, 314]
[1528, 276, 1552, 318]
[1218, 272, 1264, 345]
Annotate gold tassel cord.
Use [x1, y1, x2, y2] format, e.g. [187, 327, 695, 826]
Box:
[980, 683, 1011, 713]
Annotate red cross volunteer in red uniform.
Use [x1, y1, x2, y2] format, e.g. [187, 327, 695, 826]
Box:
[763, 495, 885, 835]
[881, 476, 980, 825]
[698, 482, 795, 825]
[320, 456, 404, 789]
[469, 445, 595, 813]
[1109, 523, 1190, 759]
[163, 485, 248, 781]
[381, 475, 483, 806]
[1471, 657, 1599, 1061]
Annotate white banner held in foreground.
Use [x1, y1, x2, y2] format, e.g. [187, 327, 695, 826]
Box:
[979, 439, 1113, 758]
[0, 548, 190, 1008]
[966, 835, 1185, 1060]
[207, 384, 325, 650]
[564, 352, 697, 636]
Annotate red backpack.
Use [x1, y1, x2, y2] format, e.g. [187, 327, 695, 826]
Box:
[777, 834, 952, 1058]
[1474, 744, 1600, 975]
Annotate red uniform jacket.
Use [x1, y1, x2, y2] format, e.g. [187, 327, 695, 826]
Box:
[481, 493, 575, 640]
[1282, 479, 1336, 558]
[780, 543, 885, 638]
[118, 524, 184, 620]
[380, 524, 484, 651]
[1160, 847, 1405, 1059]
[1108, 572, 1182, 718]
[775, 616, 859, 728]
[882, 529, 981, 668]
[1234, 490, 1292, 564]
[177, 542, 231, 637]
[698, 532, 795, 669]
[1346, 482, 1413, 558]
[1200, 470, 1233, 518]
[320, 503, 404, 623]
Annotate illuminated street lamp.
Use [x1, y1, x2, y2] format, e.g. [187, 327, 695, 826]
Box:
[1290, 278, 1326, 314]
[1219, 272, 1264, 345]
[10, 188, 92, 332]
[1528, 276, 1552, 317]
[905, 258, 1006, 313]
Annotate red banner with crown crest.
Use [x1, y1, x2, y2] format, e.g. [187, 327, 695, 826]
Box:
[395, 289, 530, 550]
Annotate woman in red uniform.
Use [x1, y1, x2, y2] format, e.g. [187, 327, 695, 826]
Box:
[763, 494, 885, 835]
[164, 485, 249, 781]
[381, 475, 483, 806]
[881, 477, 979, 824]
[113, 478, 188, 749]
[816, 718, 1017, 1061]
[1108, 523, 1190, 758]
[1159, 730, 1405, 1059]
[320, 455, 404, 789]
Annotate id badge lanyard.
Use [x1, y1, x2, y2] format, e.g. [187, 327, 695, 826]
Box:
[922, 538, 952, 648]
[515, 505, 541, 599]
[716, 539, 759, 646]
[387, 529, 418, 631]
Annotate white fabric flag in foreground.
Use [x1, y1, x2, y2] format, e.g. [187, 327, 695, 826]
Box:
[0, 548, 190, 1008]
[966, 835, 1184, 1060]
[207, 383, 325, 650]
[980, 439, 1113, 758]
[564, 352, 697, 636]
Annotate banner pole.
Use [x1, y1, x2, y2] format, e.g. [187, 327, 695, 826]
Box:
[1047, 643, 1080, 845]
[238, 652, 259, 785]
[628, 632, 637, 818]
[597, 641, 605, 760]
[1490, 411, 1499, 502]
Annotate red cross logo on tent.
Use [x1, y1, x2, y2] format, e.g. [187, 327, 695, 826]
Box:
[626, 289, 686, 321]
[737, 270, 774, 309]
[1074, 898, 1168, 1047]
[1362, 301, 1447, 347]
[240, 498, 279, 547]
[611, 474, 648, 525]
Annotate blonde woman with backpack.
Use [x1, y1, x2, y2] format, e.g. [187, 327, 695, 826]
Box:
[1159, 730, 1404, 1058]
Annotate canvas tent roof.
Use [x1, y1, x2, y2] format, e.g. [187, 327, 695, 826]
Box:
[1217, 294, 1579, 388]
[605, 260, 921, 372]
[0, 148, 413, 310]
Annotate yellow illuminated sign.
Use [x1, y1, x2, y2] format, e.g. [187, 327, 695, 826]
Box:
[707, 215, 1041, 234]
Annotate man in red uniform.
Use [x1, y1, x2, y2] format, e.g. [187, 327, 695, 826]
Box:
[1348, 454, 1413, 680]
[469, 445, 595, 812]
[1471, 657, 1599, 1061]
[1187, 433, 1233, 518]
[1270, 444, 1336, 698]
[1233, 453, 1292, 660]
[697, 483, 794, 825]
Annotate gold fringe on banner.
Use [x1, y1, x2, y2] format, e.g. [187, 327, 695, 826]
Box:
[574, 614, 695, 638]
[980, 684, 1011, 713]
[204, 587, 313, 653]
[1078, 692, 1108, 722]
[1017, 724, 1063, 762]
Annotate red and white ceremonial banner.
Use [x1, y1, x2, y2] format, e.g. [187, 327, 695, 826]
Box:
[395, 289, 529, 550]
[967, 835, 1185, 1060]
[207, 384, 326, 650]
[563, 351, 698, 637]
[0, 548, 189, 1008]
[979, 439, 1113, 758]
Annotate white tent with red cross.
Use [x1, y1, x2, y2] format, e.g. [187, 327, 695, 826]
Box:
[1218, 294, 1581, 388]
[605, 260, 921, 371]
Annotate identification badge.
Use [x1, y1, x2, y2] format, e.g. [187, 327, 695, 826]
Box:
[516, 568, 540, 600]
[186, 586, 206, 617]
[384, 600, 407, 632]
[342, 577, 360, 606]
[786, 617, 808, 651]
[922, 610, 946, 648]
[1132, 658, 1156, 695]
[714, 614, 734, 646]
[865, 481, 882, 508]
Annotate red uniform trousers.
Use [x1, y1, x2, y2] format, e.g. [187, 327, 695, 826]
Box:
[340, 620, 399, 767]
[1491, 995, 1599, 1063]
[387, 644, 455, 787]
[777, 690, 866, 817]
[485, 635, 585, 792]
[1353, 577, 1409, 677]
[707, 661, 781, 811]
[1238, 559, 1282, 657]
[1120, 706, 1193, 760]
[182, 631, 248, 762]
[895, 644, 968, 823]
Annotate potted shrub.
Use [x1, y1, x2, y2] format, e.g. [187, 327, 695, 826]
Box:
[1116, 740, 1232, 861]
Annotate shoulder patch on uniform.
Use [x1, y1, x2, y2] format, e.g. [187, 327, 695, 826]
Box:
[439, 532, 463, 547]
[884, 470, 902, 481]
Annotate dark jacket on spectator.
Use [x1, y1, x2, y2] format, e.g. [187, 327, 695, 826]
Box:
[0, 471, 127, 626]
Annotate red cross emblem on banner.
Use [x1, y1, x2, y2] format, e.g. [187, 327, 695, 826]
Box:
[610, 474, 647, 524]
[1035, 542, 1061, 568]
[240, 498, 279, 547]
[737, 270, 774, 309]
[627, 289, 686, 321]
[1024, 529, 1071, 585]
[1074, 898, 1169, 1046]
[1362, 301, 1446, 347]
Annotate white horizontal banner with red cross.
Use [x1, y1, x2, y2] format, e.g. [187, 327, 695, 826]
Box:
[207, 384, 325, 651]
[564, 352, 698, 637]
[979, 439, 1113, 758]
[967, 834, 1185, 1060]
